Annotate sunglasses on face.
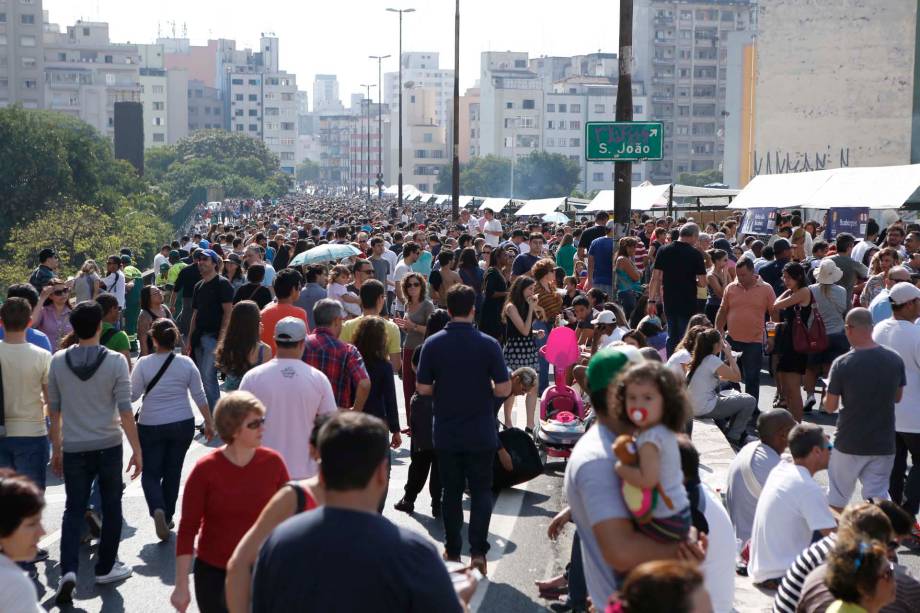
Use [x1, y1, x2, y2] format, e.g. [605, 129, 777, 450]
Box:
[245, 417, 266, 430]
[406, 282, 421, 288]
[52, 289, 68, 296]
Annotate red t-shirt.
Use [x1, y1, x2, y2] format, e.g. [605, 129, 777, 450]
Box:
[176, 447, 290, 569]
[260, 302, 309, 353]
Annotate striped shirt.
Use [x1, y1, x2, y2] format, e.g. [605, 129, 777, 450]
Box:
[535, 285, 563, 323]
[773, 534, 835, 613]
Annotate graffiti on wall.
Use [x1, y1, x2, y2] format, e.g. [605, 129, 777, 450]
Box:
[752, 146, 851, 176]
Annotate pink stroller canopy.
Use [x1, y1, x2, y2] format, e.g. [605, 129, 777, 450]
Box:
[539, 326, 580, 371]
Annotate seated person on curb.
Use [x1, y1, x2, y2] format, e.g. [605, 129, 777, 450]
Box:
[725, 409, 797, 548]
[747, 423, 837, 589]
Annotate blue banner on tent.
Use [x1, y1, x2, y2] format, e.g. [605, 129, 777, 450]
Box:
[740, 208, 776, 235]
[824, 208, 869, 240]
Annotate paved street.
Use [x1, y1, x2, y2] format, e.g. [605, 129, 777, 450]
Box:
[26, 367, 920, 612]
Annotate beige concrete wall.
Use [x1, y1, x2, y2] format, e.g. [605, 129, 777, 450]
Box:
[753, 0, 917, 177]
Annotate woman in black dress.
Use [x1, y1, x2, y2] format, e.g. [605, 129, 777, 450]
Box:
[770, 261, 813, 422]
[479, 248, 510, 341]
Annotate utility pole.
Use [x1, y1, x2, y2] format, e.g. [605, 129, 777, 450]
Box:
[614, 0, 634, 227]
[451, 0, 461, 221]
[360, 83, 376, 203]
[386, 8, 415, 211]
[369, 54, 391, 201]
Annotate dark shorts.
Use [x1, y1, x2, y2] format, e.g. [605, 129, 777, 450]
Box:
[807, 332, 849, 366]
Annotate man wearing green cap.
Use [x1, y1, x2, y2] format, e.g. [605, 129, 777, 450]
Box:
[564, 348, 702, 607]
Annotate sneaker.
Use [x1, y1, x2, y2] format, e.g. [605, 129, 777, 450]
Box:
[95, 560, 133, 584]
[393, 498, 414, 514]
[153, 508, 170, 542]
[29, 547, 49, 563]
[804, 395, 817, 412]
[55, 572, 77, 605]
[470, 554, 488, 576]
[903, 522, 920, 549]
[85, 509, 102, 539]
[431, 503, 442, 518]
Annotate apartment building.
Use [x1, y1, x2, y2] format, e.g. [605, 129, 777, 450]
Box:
[0, 0, 45, 109]
[313, 74, 343, 112]
[137, 44, 187, 147]
[318, 113, 355, 187]
[633, 0, 754, 182]
[187, 79, 224, 132]
[383, 52, 454, 127]
[459, 86, 480, 163]
[387, 85, 446, 194]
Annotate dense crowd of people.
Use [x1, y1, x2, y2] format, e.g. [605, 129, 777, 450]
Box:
[3, 194, 920, 612]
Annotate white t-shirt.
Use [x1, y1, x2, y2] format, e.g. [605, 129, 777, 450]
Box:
[0, 554, 43, 613]
[101, 270, 126, 307]
[872, 319, 920, 433]
[381, 249, 398, 289]
[700, 484, 736, 613]
[686, 353, 722, 416]
[393, 261, 413, 310]
[747, 461, 836, 583]
[725, 441, 781, 544]
[665, 348, 692, 377]
[597, 327, 628, 350]
[483, 219, 503, 248]
[153, 253, 169, 271]
[328, 282, 360, 317]
[240, 359, 336, 479]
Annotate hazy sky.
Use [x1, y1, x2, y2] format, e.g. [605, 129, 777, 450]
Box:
[46, 0, 621, 106]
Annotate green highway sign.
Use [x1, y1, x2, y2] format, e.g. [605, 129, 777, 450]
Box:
[585, 121, 664, 162]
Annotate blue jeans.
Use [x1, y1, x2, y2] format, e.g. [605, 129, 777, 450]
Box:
[0, 436, 49, 490]
[665, 311, 692, 357]
[568, 531, 587, 607]
[138, 419, 195, 522]
[728, 337, 764, 404]
[533, 320, 551, 394]
[437, 449, 495, 557]
[61, 445, 123, 576]
[617, 289, 640, 320]
[195, 333, 220, 411]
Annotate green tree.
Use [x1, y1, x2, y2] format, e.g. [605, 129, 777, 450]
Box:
[435, 155, 512, 196]
[296, 160, 320, 183]
[677, 169, 724, 187]
[514, 151, 582, 199]
[0, 106, 144, 235]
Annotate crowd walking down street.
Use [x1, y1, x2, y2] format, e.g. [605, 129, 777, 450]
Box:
[6, 194, 920, 613]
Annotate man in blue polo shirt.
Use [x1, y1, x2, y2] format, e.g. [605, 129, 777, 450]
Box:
[417, 284, 511, 576]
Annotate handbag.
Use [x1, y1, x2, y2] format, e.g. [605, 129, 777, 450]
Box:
[493, 426, 543, 491]
[792, 290, 829, 354]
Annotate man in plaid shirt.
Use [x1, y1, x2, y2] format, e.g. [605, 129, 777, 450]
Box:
[302, 299, 370, 411]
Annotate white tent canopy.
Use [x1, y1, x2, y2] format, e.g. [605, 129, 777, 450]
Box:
[515, 197, 567, 217]
[458, 195, 475, 208]
[384, 184, 418, 195]
[434, 195, 450, 205]
[585, 183, 738, 212]
[478, 196, 511, 212]
[729, 164, 920, 210]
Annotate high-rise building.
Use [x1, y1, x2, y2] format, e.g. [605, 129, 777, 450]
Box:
[137, 44, 188, 147]
[384, 52, 454, 127]
[313, 74, 343, 112]
[187, 79, 224, 133]
[387, 86, 445, 194]
[633, 0, 755, 182]
[319, 113, 355, 187]
[43, 20, 141, 140]
[0, 0, 46, 110]
[224, 35, 298, 174]
[459, 87, 480, 163]
[475, 51, 649, 195]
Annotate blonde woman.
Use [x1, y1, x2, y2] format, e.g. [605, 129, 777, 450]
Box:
[74, 260, 101, 304]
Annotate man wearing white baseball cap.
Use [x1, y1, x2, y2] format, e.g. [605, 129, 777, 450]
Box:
[240, 317, 337, 479]
[873, 283, 920, 534]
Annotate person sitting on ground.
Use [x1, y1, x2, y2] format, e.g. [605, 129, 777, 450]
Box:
[250, 412, 473, 612]
[817, 537, 895, 613]
[747, 423, 837, 589]
[665, 317, 712, 377]
[725, 409, 796, 547]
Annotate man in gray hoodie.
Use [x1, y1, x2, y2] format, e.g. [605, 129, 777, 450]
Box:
[48, 301, 141, 605]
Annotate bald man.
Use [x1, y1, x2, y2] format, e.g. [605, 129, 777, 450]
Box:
[725, 409, 797, 545]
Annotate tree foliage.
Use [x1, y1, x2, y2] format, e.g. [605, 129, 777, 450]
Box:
[0, 106, 146, 235]
[296, 159, 320, 183]
[677, 169, 724, 187]
[147, 130, 293, 203]
[435, 152, 582, 199]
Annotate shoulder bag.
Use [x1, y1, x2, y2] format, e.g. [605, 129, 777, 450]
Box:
[135, 353, 176, 422]
[792, 289, 828, 354]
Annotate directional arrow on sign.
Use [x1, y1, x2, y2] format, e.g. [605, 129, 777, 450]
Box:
[650, 128, 658, 136]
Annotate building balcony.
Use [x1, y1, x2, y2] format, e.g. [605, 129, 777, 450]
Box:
[654, 16, 675, 26]
[652, 57, 675, 66]
[651, 94, 675, 104]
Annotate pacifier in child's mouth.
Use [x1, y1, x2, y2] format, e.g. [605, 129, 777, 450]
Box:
[630, 407, 648, 424]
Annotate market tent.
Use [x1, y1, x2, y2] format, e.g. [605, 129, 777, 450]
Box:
[803, 164, 920, 209]
[457, 195, 475, 208]
[728, 169, 842, 209]
[384, 184, 418, 195]
[585, 184, 668, 212]
[514, 197, 567, 217]
[478, 196, 511, 212]
[434, 194, 450, 205]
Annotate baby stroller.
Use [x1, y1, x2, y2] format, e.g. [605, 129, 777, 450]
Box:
[534, 326, 587, 463]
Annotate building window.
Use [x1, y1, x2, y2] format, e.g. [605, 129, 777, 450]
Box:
[635, 105, 643, 114]
[248, 94, 258, 101]
[594, 104, 605, 113]
[522, 99, 535, 109]
[249, 79, 259, 85]
[505, 102, 513, 109]
[231, 78, 243, 85]
[152, 133, 165, 143]
[249, 124, 258, 132]
[249, 109, 258, 116]
[558, 104, 567, 113]
[234, 109, 244, 117]
[592, 172, 604, 181]
[281, 122, 294, 131]
[20, 35, 36, 47]
[558, 120, 566, 130]
[0, 14, 6, 23]
[20, 13, 34, 24]
[104, 55, 113, 63]
[570, 104, 581, 113]
[423, 133, 433, 143]
[153, 101, 164, 111]
[152, 117, 163, 126]
[21, 56, 36, 69]
[152, 85, 164, 94]
[547, 120, 554, 129]
[569, 138, 580, 147]
[546, 103, 555, 112]
[281, 152, 295, 160]
[23, 79, 37, 89]
[570, 120, 581, 130]
[237, 124, 244, 131]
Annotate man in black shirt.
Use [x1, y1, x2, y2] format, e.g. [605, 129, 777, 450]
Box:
[186, 249, 233, 412]
[576, 211, 610, 260]
[760, 238, 792, 297]
[646, 222, 707, 356]
[172, 249, 202, 337]
[252, 412, 470, 613]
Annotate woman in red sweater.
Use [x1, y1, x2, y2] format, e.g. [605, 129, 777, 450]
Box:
[170, 391, 289, 613]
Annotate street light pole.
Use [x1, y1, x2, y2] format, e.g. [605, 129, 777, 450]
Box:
[451, 0, 460, 221]
[360, 83, 376, 203]
[614, 0, 634, 227]
[386, 8, 415, 212]
[369, 54, 391, 201]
